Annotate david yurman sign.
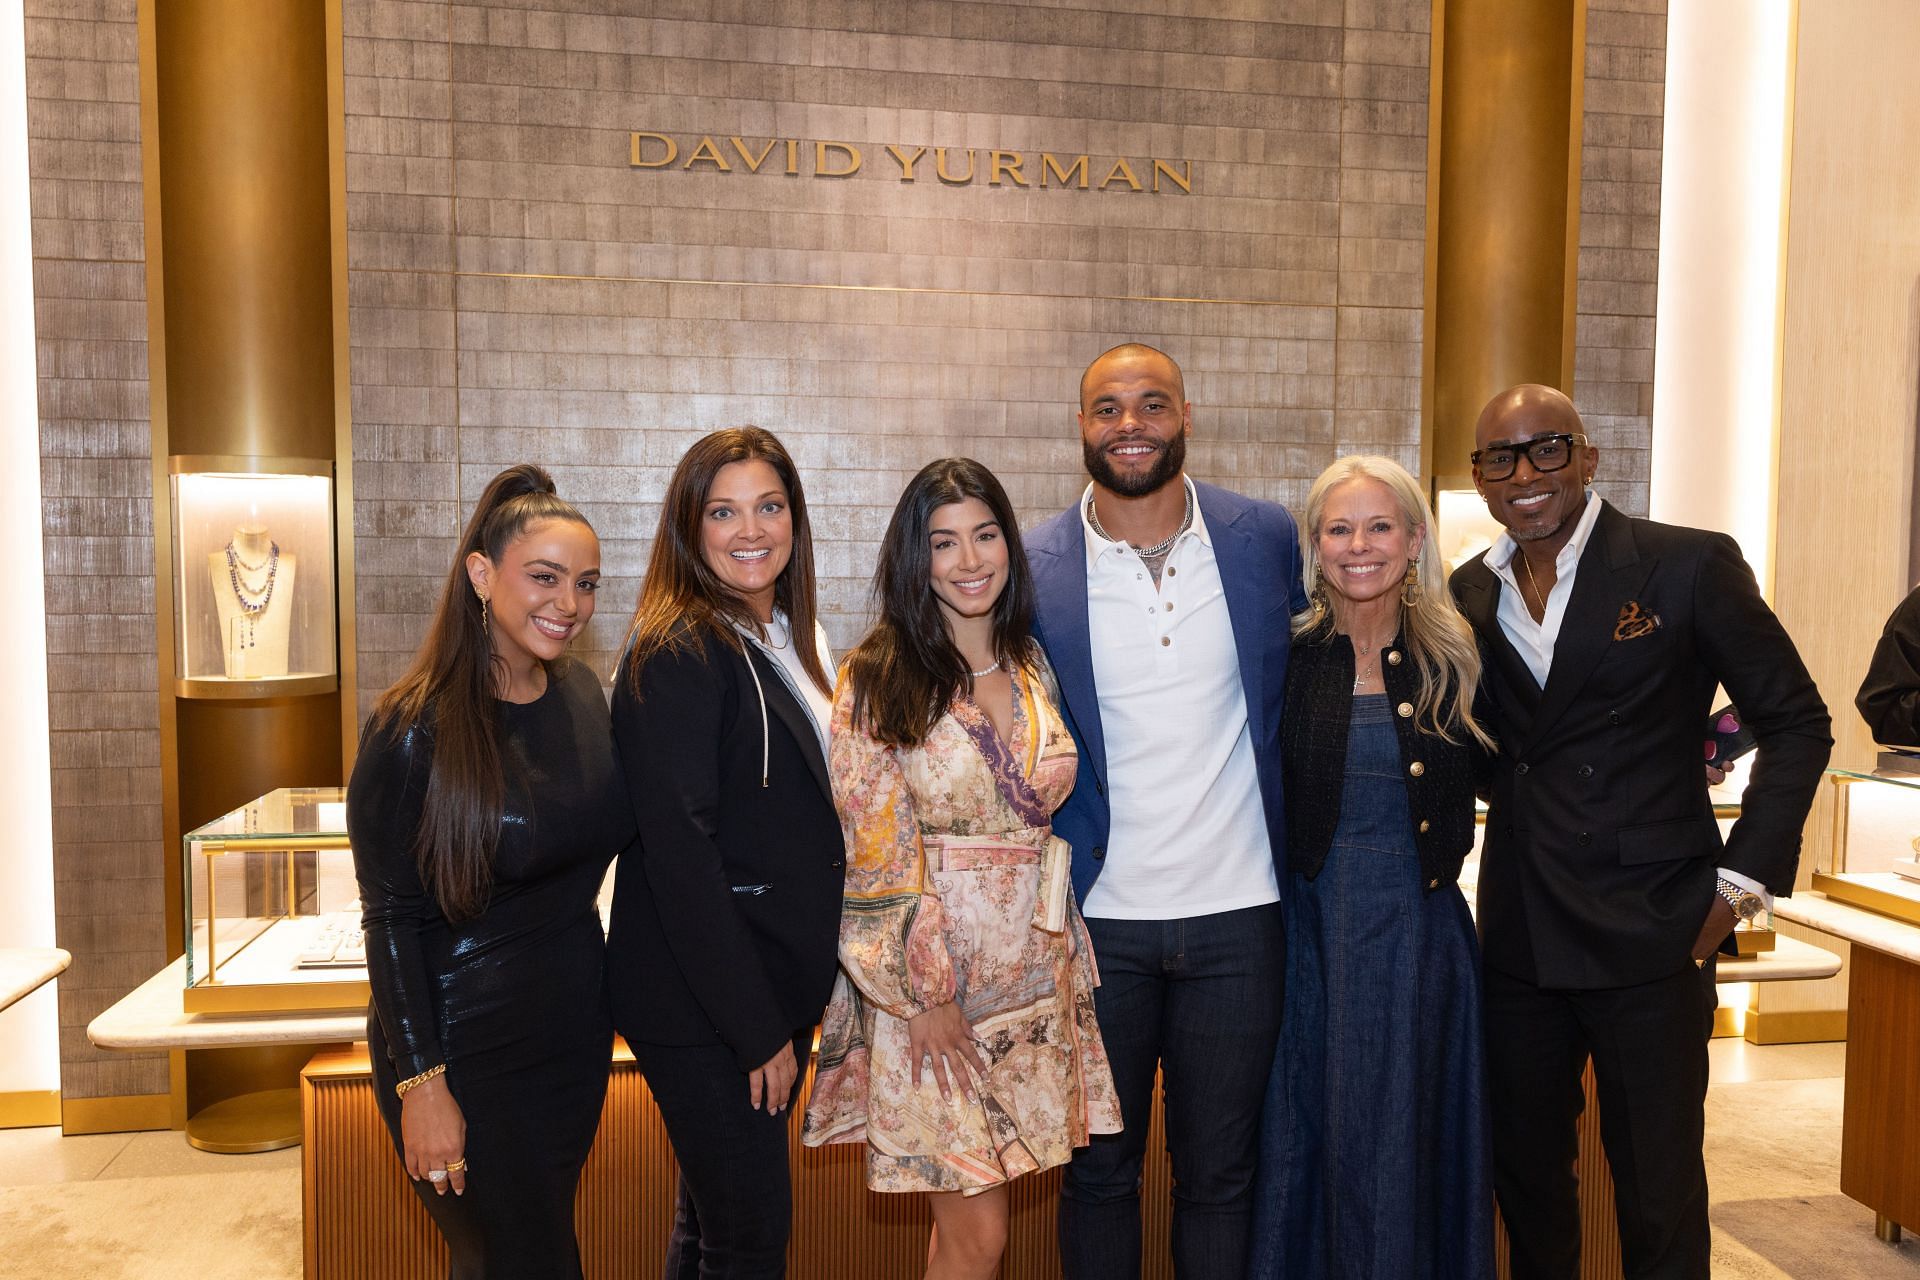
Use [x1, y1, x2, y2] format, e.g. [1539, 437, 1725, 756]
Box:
[629, 133, 1194, 193]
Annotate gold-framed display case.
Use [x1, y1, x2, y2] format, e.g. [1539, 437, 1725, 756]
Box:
[183, 787, 365, 1014]
[1817, 757, 1920, 925]
[169, 456, 338, 699]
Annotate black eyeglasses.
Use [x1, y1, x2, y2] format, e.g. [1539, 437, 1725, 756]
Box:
[1471, 433, 1589, 481]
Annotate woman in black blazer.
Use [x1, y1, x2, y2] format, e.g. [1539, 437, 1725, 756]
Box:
[607, 427, 845, 1279]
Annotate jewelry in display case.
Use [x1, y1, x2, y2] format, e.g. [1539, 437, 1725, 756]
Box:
[169, 457, 337, 697]
[182, 787, 366, 1013]
[1817, 754, 1920, 925]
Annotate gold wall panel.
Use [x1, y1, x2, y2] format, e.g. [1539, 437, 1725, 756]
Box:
[1428, 0, 1583, 491]
[151, 0, 336, 459]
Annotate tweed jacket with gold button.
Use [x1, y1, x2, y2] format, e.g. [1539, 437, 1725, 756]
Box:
[1281, 629, 1488, 893]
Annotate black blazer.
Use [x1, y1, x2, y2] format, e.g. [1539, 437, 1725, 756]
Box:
[1451, 502, 1831, 990]
[1282, 630, 1487, 894]
[606, 622, 846, 1072]
[1858, 584, 1920, 747]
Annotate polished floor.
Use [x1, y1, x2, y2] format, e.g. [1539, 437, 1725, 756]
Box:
[0, 1041, 1911, 1278]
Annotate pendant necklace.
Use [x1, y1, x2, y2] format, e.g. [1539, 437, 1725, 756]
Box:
[225, 540, 280, 618]
[1516, 551, 1548, 618]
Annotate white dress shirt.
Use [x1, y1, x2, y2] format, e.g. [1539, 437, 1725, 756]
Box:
[1485, 492, 1767, 908]
[1079, 479, 1279, 920]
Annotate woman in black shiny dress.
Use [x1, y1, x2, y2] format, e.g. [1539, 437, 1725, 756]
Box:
[348, 464, 633, 1279]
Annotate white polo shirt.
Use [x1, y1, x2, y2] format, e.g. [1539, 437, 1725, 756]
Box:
[1078, 480, 1280, 920]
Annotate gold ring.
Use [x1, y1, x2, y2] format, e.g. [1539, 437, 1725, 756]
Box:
[445, 1158, 467, 1173]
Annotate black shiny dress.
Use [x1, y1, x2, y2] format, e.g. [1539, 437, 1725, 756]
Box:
[348, 660, 635, 1280]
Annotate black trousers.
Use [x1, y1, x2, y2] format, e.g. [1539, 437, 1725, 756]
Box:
[632, 1029, 813, 1280]
[1482, 962, 1717, 1280]
[1058, 903, 1287, 1280]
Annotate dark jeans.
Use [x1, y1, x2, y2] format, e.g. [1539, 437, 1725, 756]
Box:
[1058, 901, 1287, 1280]
[631, 1029, 812, 1280]
[1483, 963, 1717, 1280]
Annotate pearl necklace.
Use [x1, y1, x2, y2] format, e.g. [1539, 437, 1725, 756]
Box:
[969, 659, 1001, 679]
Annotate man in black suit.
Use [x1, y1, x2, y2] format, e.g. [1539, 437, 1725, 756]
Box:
[1450, 385, 1831, 1279]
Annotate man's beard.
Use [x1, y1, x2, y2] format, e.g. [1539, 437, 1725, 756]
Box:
[1508, 513, 1570, 542]
[1084, 432, 1186, 498]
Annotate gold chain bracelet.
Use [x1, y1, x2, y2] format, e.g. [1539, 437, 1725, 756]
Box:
[395, 1063, 446, 1099]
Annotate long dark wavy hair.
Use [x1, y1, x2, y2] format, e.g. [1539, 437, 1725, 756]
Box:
[845, 457, 1039, 747]
[625, 427, 831, 696]
[367, 464, 591, 922]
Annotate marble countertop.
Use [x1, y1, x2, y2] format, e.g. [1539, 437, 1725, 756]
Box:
[1717, 932, 1842, 983]
[88, 956, 365, 1051]
[1774, 892, 1920, 965]
[0, 947, 70, 1013]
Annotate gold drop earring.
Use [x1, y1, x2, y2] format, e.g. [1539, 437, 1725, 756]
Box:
[1401, 562, 1421, 607]
[475, 586, 490, 639]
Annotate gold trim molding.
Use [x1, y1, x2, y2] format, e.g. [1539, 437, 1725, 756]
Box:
[0, 1090, 62, 1129]
[1745, 1008, 1848, 1045]
[62, 1093, 173, 1135]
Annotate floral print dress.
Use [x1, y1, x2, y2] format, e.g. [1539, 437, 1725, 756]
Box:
[802, 663, 1121, 1194]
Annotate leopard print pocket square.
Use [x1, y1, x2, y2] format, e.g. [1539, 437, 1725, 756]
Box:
[1613, 600, 1661, 641]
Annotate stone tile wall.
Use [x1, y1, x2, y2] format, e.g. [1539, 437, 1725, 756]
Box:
[23, 0, 167, 1101]
[345, 0, 1437, 704]
[1574, 0, 1667, 516]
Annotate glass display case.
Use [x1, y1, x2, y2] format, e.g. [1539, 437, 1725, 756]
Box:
[1817, 757, 1920, 925]
[182, 787, 367, 1014]
[170, 456, 337, 697]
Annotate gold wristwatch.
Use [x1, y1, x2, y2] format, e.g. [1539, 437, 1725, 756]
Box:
[1716, 877, 1765, 924]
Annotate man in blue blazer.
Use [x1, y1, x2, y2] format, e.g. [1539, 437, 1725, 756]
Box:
[1027, 344, 1306, 1279]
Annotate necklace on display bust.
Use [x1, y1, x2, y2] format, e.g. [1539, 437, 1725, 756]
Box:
[225, 539, 280, 618]
[1086, 482, 1196, 561]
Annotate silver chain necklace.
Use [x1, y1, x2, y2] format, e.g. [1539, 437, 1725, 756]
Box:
[1086, 482, 1195, 560]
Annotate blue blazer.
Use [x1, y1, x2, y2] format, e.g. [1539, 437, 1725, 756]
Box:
[1026, 481, 1308, 904]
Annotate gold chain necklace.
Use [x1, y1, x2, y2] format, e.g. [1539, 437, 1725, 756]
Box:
[1516, 551, 1548, 618]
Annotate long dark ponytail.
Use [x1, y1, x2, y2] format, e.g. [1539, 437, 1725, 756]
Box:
[845, 457, 1038, 747]
[367, 464, 590, 921]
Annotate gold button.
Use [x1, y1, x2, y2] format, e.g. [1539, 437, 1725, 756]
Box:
[1387, 650, 1402, 665]
[1408, 761, 1425, 777]
[1397, 702, 1413, 718]
[1160, 636, 1171, 647]
[1419, 819, 1431, 834]
[1428, 877, 1440, 889]
[1164, 602, 1173, 611]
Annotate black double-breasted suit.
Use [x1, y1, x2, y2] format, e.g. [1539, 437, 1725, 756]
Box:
[1453, 502, 1832, 991]
[1451, 500, 1830, 1280]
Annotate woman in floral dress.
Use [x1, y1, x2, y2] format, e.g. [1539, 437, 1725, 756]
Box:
[803, 457, 1119, 1280]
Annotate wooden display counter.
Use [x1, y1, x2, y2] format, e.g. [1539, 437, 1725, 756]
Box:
[302, 1041, 1662, 1280]
[300, 1040, 1171, 1280]
[1774, 891, 1920, 1243]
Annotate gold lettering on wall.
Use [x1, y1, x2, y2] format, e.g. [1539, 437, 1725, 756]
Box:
[683, 136, 731, 171]
[1100, 159, 1143, 192]
[886, 144, 927, 181]
[815, 141, 861, 177]
[1041, 153, 1089, 189]
[731, 136, 778, 172]
[935, 147, 975, 184]
[625, 133, 1192, 193]
[629, 132, 677, 168]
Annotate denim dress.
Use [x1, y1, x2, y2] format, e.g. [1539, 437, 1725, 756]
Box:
[1251, 693, 1493, 1279]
